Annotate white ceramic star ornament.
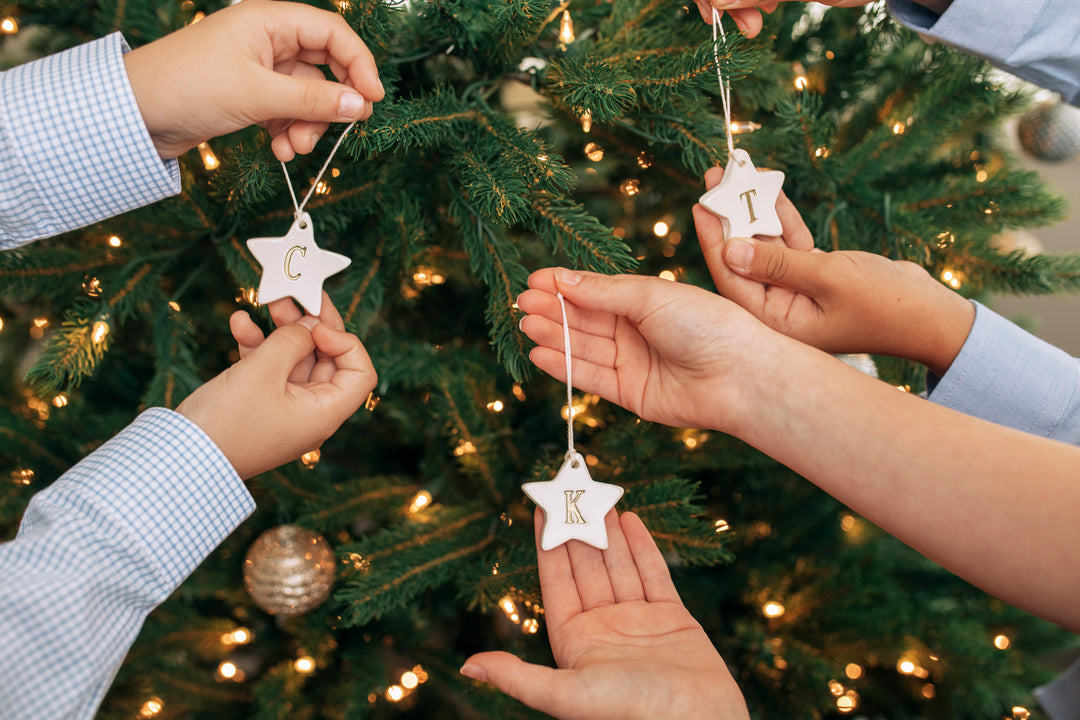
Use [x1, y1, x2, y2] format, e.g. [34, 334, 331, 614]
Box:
[246, 212, 350, 316]
[697, 8, 785, 239]
[698, 149, 785, 238]
[523, 452, 625, 551]
[247, 121, 359, 316]
[521, 292, 624, 551]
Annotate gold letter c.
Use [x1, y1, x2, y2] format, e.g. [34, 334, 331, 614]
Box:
[285, 245, 306, 280]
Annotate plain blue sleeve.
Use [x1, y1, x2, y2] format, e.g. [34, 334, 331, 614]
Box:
[0, 408, 254, 720]
[926, 301, 1080, 443]
[0, 32, 180, 248]
[888, 0, 1080, 106]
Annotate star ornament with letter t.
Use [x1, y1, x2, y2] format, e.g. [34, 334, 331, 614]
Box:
[522, 452, 625, 551]
[698, 149, 785, 239]
[246, 212, 351, 316]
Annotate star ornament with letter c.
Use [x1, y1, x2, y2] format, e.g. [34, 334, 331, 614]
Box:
[522, 452, 625, 551]
[246, 212, 351, 316]
[698, 148, 785, 239]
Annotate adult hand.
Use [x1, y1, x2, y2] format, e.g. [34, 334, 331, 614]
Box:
[177, 293, 376, 479]
[694, 166, 975, 377]
[462, 510, 750, 720]
[517, 267, 773, 435]
[123, 0, 385, 162]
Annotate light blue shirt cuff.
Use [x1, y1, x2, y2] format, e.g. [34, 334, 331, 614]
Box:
[926, 301, 1080, 443]
[0, 32, 181, 248]
[887, 0, 1080, 106]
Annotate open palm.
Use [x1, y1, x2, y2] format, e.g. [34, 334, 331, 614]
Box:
[462, 510, 749, 720]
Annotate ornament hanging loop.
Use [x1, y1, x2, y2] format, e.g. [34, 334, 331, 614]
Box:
[557, 292, 580, 468]
[280, 119, 358, 227]
[711, 8, 739, 163]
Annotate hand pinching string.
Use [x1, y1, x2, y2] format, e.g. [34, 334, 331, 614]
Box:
[522, 293, 624, 551]
[697, 9, 785, 239]
[246, 121, 356, 316]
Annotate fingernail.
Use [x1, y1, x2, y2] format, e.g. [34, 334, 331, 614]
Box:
[555, 267, 583, 287]
[518, 316, 526, 332]
[298, 316, 321, 330]
[339, 91, 365, 119]
[459, 664, 487, 682]
[726, 238, 755, 272]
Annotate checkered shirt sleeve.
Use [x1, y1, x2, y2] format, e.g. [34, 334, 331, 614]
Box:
[0, 32, 181, 249]
[0, 408, 254, 720]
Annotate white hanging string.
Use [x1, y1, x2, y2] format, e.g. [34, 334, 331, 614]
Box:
[280, 119, 359, 226]
[711, 7, 737, 162]
[556, 292, 577, 465]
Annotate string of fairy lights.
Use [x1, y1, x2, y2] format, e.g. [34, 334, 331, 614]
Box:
[0, 6, 1040, 719]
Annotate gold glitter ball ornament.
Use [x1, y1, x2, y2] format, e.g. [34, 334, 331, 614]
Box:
[243, 525, 335, 617]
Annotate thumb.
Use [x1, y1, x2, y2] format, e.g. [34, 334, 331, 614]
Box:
[461, 652, 577, 717]
[244, 321, 318, 382]
[724, 237, 830, 296]
[255, 70, 368, 125]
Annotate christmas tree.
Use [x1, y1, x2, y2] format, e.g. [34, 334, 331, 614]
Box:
[1, 1, 1078, 718]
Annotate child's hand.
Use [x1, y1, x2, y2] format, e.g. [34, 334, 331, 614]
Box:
[517, 268, 772, 435]
[461, 510, 750, 720]
[123, 0, 385, 162]
[177, 293, 376, 479]
[694, 166, 975, 377]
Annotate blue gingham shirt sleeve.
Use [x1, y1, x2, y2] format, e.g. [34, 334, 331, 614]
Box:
[0, 32, 181, 249]
[887, 0, 1080, 106]
[0, 407, 254, 720]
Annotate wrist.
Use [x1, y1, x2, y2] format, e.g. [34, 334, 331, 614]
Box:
[917, 289, 974, 378]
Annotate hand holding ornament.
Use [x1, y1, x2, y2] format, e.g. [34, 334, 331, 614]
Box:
[694, 166, 975, 378]
[177, 293, 376, 479]
[122, 0, 385, 162]
[461, 509, 750, 720]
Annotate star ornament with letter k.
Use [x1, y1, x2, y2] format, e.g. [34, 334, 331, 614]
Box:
[522, 452, 625, 551]
[246, 212, 351, 316]
[698, 148, 785, 239]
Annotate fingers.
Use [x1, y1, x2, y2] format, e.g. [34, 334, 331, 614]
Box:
[529, 268, 669, 329]
[726, 7, 764, 36]
[775, 191, 816, 251]
[310, 323, 377, 412]
[621, 513, 683, 604]
[230, 310, 266, 359]
[244, 322, 317, 384]
[254, 70, 367, 132]
[535, 507, 583, 631]
[460, 652, 576, 717]
[266, 1, 384, 103]
[528, 346, 621, 401]
[566, 539, 615, 610]
[520, 314, 617, 369]
[724, 236, 832, 297]
[601, 510, 647, 603]
[316, 291, 346, 331]
[267, 297, 305, 327]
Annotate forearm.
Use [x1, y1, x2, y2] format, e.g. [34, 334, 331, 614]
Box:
[730, 335, 1080, 632]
